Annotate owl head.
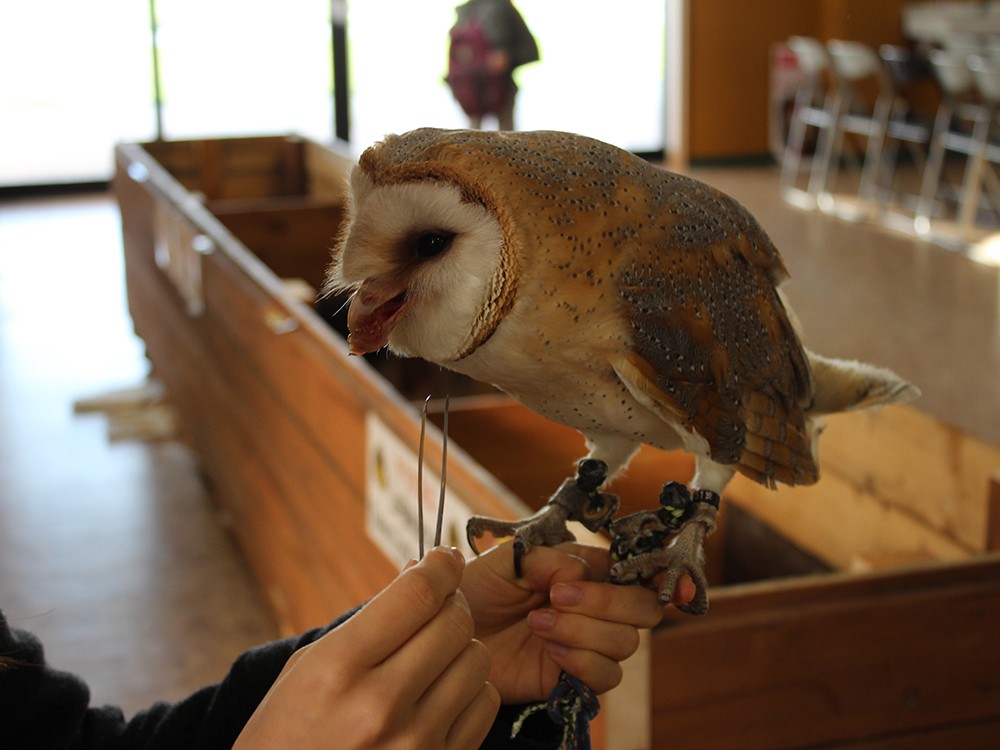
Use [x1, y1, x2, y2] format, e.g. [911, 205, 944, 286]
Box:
[324, 129, 521, 362]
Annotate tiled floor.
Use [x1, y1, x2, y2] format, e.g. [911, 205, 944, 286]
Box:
[1, 162, 997, 726]
[0, 194, 277, 718]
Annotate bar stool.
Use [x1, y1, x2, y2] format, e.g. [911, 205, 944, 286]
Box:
[914, 48, 998, 239]
[956, 55, 1000, 235]
[779, 36, 834, 209]
[818, 40, 931, 220]
[877, 44, 934, 210]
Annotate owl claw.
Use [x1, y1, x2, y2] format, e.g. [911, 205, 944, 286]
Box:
[465, 460, 620, 576]
[609, 489, 719, 615]
[465, 503, 576, 572]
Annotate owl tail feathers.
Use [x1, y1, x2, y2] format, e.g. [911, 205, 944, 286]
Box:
[806, 350, 921, 416]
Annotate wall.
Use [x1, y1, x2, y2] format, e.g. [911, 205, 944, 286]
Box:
[685, 0, 907, 161]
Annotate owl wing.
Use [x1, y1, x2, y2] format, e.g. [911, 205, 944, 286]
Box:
[614, 185, 818, 488]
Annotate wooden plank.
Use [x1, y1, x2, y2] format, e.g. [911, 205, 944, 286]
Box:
[174, 266, 392, 617]
[722, 405, 1000, 572]
[120, 195, 305, 624]
[153, 332, 357, 630]
[174, 251, 395, 624]
[989, 475, 1000, 552]
[200, 139, 224, 200]
[280, 136, 308, 195]
[719, 503, 830, 584]
[834, 717, 1000, 749]
[209, 199, 343, 290]
[650, 555, 1000, 749]
[197, 296, 397, 607]
[200, 249, 368, 491]
[143, 135, 308, 200]
[727, 468, 974, 574]
[303, 138, 354, 201]
[122, 206, 390, 630]
[117, 151, 401, 630]
[817, 406, 1000, 552]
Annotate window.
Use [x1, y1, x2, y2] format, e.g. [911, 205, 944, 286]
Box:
[349, 0, 666, 155]
[0, 1, 664, 187]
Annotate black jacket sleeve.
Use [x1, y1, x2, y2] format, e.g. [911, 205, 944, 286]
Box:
[1, 609, 560, 750]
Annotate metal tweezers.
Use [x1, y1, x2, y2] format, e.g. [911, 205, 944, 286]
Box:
[417, 395, 449, 559]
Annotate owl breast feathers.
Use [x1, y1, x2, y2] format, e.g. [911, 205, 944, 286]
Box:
[326, 128, 917, 491]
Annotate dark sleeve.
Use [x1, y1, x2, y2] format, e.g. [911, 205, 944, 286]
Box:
[2, 609, 562, 750]
[1, 608, 355, 750]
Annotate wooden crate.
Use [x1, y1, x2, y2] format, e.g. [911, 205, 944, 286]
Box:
[114, 135, 1000, 749]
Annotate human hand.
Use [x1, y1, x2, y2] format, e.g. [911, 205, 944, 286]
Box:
[461, 542, 695, 704]
[234, 547, 500, 750]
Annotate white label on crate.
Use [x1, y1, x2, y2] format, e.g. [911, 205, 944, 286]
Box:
[364, 411, 475, 568]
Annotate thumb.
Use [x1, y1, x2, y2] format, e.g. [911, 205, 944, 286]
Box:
[323, 546, 465, 667]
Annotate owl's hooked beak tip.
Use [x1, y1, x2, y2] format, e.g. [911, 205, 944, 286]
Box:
[346, 279, 409, 355]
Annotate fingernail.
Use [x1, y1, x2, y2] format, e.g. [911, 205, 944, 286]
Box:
[527, 608, 556, 631]
[551, 583, 583, 608]
[429, 545, 465, 566]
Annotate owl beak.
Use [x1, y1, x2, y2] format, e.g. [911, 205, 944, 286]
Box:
[346, 277, 410, 355]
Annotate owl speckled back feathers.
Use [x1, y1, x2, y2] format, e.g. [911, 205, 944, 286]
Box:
[343, 128, 820, 488]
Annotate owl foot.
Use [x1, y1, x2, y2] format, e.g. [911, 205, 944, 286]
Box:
[609, 486, 720, 615]
[466, 459, 620, 576]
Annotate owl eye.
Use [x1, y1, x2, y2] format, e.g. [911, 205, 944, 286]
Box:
[414, 231, 455, 258]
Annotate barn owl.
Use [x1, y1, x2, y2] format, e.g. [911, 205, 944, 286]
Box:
[325, 128, 918, 614]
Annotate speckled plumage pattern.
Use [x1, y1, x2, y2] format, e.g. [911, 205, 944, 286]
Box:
[349, 128, 817, 488]
[329, 127, 918, 614]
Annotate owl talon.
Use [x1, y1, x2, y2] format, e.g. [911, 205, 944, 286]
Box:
[609, 488, 719, 614]
[654, 534, 712, 614]
[512, 537, 527, 577]
[465, 459, 620, 576]
[465, 516, 522, 556]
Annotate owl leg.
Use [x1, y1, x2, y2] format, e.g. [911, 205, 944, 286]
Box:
[658, 498, 719, 614]
[466, 459, 620, 576]
[608, 484, 720, 614]
[583, 433, 641, 479]
[664, 461, 731, 613]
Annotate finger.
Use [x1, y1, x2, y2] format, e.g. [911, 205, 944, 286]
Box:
[543, 643, 624, 696]
[328, 546, 465, 668]
[384, 589, 476, 701]
[551, 547, 699, 605]
[549, 580, 665, 629]
[446, 681, 501, 750]
[518, 544, 594, 593]
[527, 608, 640, 662]
[418, 639, 492, 730]
[552, 542, 614, 580]
[673, 573, 697, 605]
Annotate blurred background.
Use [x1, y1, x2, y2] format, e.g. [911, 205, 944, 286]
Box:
[0, 0, 667, 187]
